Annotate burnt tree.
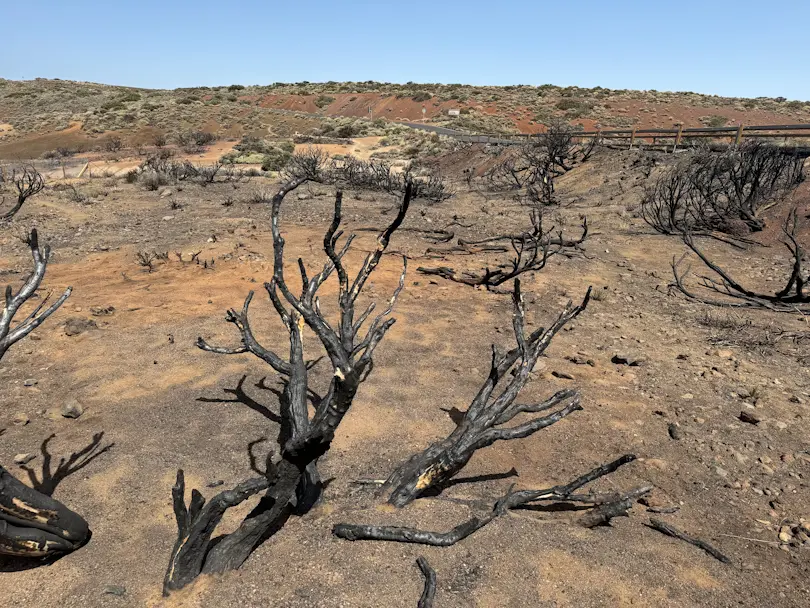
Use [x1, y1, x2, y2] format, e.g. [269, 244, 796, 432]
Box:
[1, 166, 45, 221]
[0, 230, 84, 558]
[671, 208, 809, 312]
[164, 180, 412, 593]
[333, 280, 649, 545]
[418, 211, 587, 289]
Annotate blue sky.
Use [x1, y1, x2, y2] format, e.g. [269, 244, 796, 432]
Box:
[2, 1, 807, 100]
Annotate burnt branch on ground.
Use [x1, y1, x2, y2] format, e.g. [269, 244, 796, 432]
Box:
[671, 209, 809, 312]
[416, 556, 437, 608]
[334, 456, 650, 546]
[418, 212, 587, 289]
[646, 518, 731, 564]
[164, 180, 412, 594]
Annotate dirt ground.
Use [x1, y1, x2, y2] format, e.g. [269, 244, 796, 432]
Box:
[1, 148, 809, 607]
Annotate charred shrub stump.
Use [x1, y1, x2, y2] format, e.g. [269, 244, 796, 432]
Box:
[0, 230, 85, 559]
[164, 180, 412, 593]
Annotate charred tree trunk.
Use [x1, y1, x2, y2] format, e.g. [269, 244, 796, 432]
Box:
[164, 181, 412, 593]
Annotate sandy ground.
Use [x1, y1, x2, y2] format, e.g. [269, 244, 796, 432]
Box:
[0, 149, 808, 607]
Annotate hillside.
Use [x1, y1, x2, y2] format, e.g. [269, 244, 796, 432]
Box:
[1, 78, 810, 160]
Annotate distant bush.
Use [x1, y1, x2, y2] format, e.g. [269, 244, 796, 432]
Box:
[178, 130, 216, 151]
[119, 92, 142, 103]
[101, 100, 125, 111]
[412, 92, 431, 102]
[314, 95, 335, 108]
[702, 115, 728, 128]
[104, 136, 124, 152]
[261, 147, 293, 171]
[228, 84, 245, 91]
[176, 96, 197, 105]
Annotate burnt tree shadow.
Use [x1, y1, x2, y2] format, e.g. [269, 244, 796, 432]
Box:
[197, 375, 281, 423]
[20, 432, 113, 497]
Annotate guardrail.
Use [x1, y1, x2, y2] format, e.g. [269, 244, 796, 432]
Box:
[403, 121, 810, 150]
[478, 123, 810, 150]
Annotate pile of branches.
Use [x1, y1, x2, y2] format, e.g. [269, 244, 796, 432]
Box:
[481, 121, 596, 207]
[284, 148, 452, 203]
[671, 208, 809, 312]
[642, 141, 805, 236]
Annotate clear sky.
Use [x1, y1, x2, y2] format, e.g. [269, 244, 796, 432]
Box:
[2, 1, 807, 100]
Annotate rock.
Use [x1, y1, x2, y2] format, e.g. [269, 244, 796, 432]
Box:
[23, 378, 37, 387]
[667, 423, 682, 440]
[12, 412, 29, 426]
[161, 215, 174, 221]
[778, 528, 793, 543]
[65, 317, 98, 336]
[206, 480, 224, 488]
[611, 352, 645, 366]
[61, 399, 84, 419]
[13, 453, 34, 465]
[680, 393, 694, 400]
[739, 411, 761, 425]
[551, 371, 574, 380]
[714, 466, 729, 479]
[712, 349, 734, 359]
[103, 585, 126, 597]
[90, 305, 116, 316]
[159, 189, 173, 198]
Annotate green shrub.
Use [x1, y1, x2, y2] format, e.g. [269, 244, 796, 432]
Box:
[261, 147, 293, 171]
[412, 92, 431, 102]
[228, 84, 245, 91]
[314, 95, 336, 108]
[119, 92, 142, 103]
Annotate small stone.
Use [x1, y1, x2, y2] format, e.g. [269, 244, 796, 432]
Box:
[90, 306, 115, 316]
[778, 529, 793, 544]
[611, 353, 646, 366]
[103, 585, 126, 597]
[667, 423, 682, 440]
[23, 378, 37, 387]
[551, 371, 574, 380]
[12, 412, 29, 426]
[680, 393, 694, 400]
[161, 215, 174, 221]
[61, 399, 84, 419]
[13, 453, 34, 465]
[206, 480, 224, 488]
[715, 466, 729, 479]
[159, 189, 173, 198]
[739, 411, 761, 425]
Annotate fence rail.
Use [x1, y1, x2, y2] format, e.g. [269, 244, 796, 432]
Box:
[405, 121, 810, 150]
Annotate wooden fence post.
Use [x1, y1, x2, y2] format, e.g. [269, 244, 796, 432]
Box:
[735, 124, 744, 146]
[629, 128, 636, 149]
[673, 125, 684, 152]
